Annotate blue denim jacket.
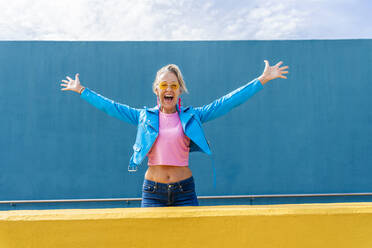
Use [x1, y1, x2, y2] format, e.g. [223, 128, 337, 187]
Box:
[80, 78, 263, 171]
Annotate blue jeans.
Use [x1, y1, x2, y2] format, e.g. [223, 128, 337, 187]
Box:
[141, 176, 199, 207]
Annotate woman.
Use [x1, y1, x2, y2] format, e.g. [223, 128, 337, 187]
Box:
[60, 60, 288, 207]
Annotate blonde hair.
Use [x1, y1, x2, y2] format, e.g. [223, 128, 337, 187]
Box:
[152, 64, 189, 94]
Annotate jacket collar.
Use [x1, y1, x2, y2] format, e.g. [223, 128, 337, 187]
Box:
[145, 104, 191, 113]
[145, 105, 193, 129]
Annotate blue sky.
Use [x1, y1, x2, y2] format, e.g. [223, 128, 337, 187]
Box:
[1, 0, 371, 40]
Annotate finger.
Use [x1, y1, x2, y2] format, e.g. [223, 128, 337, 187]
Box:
[75, 73, 79, 80]
[66, 76, 73, 81]
[60, 83, 68, 87]
[279, 75, 287, 79]
[279, 66, 288, 70]
[264, 60, 269, 70]
[281, 71, 289, 74]
[275, 61, 283, 67]
[61, 80, 69, 83]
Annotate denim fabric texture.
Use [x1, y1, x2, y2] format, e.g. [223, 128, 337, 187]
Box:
[141, 176, 199, 207]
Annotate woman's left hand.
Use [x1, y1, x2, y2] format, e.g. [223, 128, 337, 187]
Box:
[258, 60, 289, 85]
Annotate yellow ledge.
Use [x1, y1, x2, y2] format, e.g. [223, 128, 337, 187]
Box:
[1, 203, 372, 248]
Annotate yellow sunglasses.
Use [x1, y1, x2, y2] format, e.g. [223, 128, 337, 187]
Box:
[158, 81, 179, 90]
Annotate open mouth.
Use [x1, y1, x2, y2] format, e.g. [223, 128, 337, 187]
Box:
[164, 95, 174, 103]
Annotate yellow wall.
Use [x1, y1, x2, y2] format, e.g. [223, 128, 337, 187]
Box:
[1, 203, 372, 248]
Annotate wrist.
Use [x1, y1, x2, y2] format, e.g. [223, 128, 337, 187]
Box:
[258, 75, 269, 85]
[78, 86, 85, 95]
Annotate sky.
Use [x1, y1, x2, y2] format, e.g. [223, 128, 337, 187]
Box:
[0, 0, 371, 40]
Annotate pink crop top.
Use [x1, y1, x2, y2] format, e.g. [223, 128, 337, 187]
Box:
[147, 111, 190, 166]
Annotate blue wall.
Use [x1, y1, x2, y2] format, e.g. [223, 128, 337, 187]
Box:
[1, 40, 372, 210]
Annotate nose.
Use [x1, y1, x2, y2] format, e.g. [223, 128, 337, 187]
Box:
[165, 85, 174, 90]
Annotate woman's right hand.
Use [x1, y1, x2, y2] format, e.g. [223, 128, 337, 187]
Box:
[60, 73, 85, 94]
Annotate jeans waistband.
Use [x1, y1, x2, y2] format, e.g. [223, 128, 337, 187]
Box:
[143, 176, 194, 189]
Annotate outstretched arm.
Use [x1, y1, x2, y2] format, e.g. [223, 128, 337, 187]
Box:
[60, 73, 140, 125]
[194, 60, 289, 123]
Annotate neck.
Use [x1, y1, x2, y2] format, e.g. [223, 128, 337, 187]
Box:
[160, 106, 177, 114]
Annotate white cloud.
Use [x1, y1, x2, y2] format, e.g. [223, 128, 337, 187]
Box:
[0, 0, 370, 40]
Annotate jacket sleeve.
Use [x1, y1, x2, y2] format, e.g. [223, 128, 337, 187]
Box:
[80, 88, 140, 126]
[193, 78, 264, 123]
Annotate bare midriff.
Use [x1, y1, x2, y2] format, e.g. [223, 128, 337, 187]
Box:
[145, 165, 192, 183]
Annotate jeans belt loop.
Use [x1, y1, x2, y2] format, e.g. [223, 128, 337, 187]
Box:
[177, 182, 183, 192]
